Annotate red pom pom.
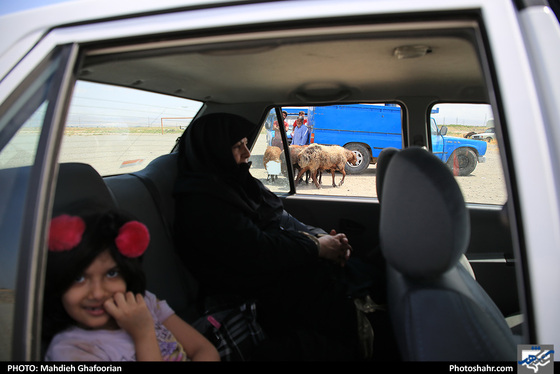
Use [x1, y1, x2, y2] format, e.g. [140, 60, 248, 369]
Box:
[49, 215, 86, 252]
[115, 221, 150, 258]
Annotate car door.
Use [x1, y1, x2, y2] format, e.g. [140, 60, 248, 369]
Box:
[250, 102, 518, 319]
[1, 0, 559, 362]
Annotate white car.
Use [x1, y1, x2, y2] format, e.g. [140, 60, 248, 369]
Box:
[472, 128, 496, 142]
[1, 0, 559, 363]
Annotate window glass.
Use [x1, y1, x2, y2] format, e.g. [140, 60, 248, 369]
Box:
[253, 103, 506, 204]
[0, 103, 45, 168]
[0, 107, 44, 360]
[0, 54, 62, 360]
[249, 109, 291, 194]
[61, 81, 202, 176]
[431, 103, 507, 205]
[252, 104, 403, 198]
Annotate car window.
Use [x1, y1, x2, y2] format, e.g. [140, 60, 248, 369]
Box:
[249, 109, 291, 195]
[252, 104, 404, 198]
[253, 103, 506, 205]
[431, 103, 507, 205]
[60, 81, 202, 176]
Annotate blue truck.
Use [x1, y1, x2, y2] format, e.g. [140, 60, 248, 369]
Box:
[307, 104, 487, 176]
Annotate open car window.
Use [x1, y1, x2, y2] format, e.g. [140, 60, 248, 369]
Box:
[432, 103, 506, 205]
[252, 103, 506, 205]
[60, 81, 202, 176]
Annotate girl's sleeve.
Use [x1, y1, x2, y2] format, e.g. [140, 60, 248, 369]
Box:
[45, 338, 111, 361]
[144, 290, 175, 323]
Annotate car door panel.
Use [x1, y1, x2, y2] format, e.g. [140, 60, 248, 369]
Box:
[282, 196, 518, 316]
[282, 197, 380, 259]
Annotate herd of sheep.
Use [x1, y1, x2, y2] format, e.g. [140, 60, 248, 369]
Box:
[263, 144, 358, 188]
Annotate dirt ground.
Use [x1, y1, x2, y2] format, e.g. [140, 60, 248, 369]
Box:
[52, 130, 506, 205]
[252, 143, 506, 205]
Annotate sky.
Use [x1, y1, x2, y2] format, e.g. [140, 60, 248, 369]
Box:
[66, 81, 202, 127]
[432, 103, 493, 127]
[65, 80, 492, 128]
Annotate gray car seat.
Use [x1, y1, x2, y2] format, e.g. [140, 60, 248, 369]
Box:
[376, 147, 476, 279]
[378, 147, 516, 361]
[375, 147, 399, 201]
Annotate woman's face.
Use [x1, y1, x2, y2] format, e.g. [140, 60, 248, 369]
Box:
[232, 137, 251, 165]
[62, 250, 126, 330]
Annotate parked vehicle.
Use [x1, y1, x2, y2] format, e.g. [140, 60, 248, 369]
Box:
[307, 104, 487, 175]
[472, 126, 496, 142]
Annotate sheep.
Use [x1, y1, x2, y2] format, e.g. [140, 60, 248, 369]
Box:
[263, 146, 282, 181]
[295, 144, 358, 188]
[289, 145, 311, 183]
[289, 144, 307, 166]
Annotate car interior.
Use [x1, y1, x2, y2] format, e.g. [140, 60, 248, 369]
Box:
[0, 12, 527, 361]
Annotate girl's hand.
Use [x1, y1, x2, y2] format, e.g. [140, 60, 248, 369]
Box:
[104, 292, 153, 337]
[104, 292, 162, 361]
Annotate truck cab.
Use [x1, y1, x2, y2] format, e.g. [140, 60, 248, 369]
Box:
[431, 118, 487, 176]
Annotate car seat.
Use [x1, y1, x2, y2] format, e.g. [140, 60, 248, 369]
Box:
[105, 153, 201, 323]
[376, 147, 476, 279]
[378, 147, 517, 361]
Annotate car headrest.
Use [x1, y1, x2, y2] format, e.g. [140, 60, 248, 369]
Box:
[376, 147, 399, 201]
[133, 153, 178, 226]
[53, 163, 116, 215]
[379, 147, 470, 279]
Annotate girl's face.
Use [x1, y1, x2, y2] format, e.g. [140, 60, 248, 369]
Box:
[232, 137, 251, 165]
[62, 250, 126, 330]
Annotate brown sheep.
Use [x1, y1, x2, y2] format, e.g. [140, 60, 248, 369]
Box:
[295, 144, 358, 188]
[289, 145, 312, 183]
[289, 144, 307, 165]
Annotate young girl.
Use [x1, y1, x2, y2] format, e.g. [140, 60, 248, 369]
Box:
[43, 208, 220, 361]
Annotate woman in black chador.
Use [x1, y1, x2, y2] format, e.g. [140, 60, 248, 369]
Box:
[174, 113, 360, 360]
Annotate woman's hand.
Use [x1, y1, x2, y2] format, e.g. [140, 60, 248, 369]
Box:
[317, 229, 352, 266]
[104, 292, 162, 361]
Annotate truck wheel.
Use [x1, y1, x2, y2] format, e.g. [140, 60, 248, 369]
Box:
[447, 148, 477, 176]
[344, 143, 370, 174]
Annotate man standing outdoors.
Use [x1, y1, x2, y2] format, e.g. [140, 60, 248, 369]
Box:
[292, 115, 310, 145]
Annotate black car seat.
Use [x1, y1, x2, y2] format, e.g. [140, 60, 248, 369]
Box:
[378, 147, 517, 361]
[105, 153, 201, 323]
[53, 156, 201, 324]
[52, 163, 116, 214]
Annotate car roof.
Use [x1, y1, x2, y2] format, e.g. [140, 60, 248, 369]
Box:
[0, 0, 229, 55]
[1, 1, 490, 106]
[80, 21, 486, 105]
